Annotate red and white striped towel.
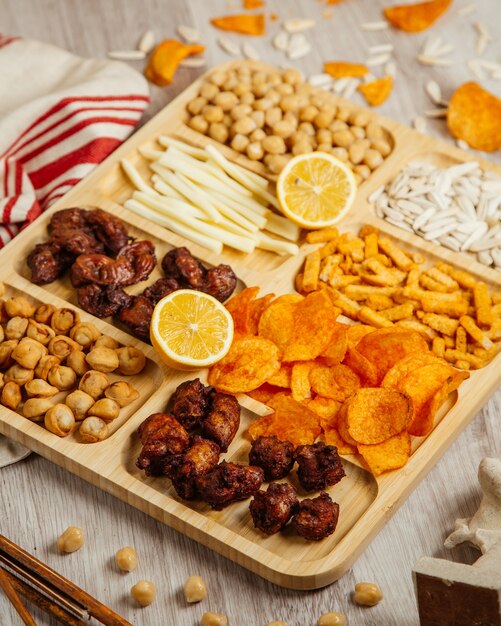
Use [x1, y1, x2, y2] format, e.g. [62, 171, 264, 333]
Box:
[0, 34, 150, 247]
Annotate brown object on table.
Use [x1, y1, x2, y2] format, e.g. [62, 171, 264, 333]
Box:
[0, 534, 131, 625]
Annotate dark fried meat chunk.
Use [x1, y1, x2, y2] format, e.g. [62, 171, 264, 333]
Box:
[165, 435, 220, 500]
[118, 240, 156, 284]
[28, 242, 73, 285]
[118, 295, 154, 341]
[51, 228, 104, 256]
[250, 482, 298, 535]
[161, 247, 206, 289]
[196, 461, 264, 510]
[50, 208, 89, 233]
[203, 265, 237, 302]
[77, 284, 133, 318]
[85, 208, 130, 255]
[295, 442, 346, 492]
[136, 413, 189, 476]
[170, 379, 213, 430]
[143, 277, 180, 304]
[201, 391, 240, 452]
[106, 285, 134, 311]
[292, 492, 340, 541]
[249, 436, 295, 481]
[70, 254, 134, 287]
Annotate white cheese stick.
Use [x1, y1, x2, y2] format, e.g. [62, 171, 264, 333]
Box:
[121, 158, 158, 195]
[133, 191, 207, 220]
[151, 175, 186, 201]
[158, 135, 208, 160]
[265, 212, 301, 242]
[256, 233, 299, 256]
[209, 189, 269, 223]
[138, 147, 164, 161]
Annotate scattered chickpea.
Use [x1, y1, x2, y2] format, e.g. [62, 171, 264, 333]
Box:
[353, 582, 383, 607]
[230, 134, 249, 153]
[253, 97, 272, 111]
[363, 149, 383, 170]
[249, 128, 266, 143]
[246, 142, 264, 161]
[208, 123, 229, 144]
[188, 116, 209, 134]
[200, 612, 228, 626]
[187, 96, 208, 116]
[202, 105, 224, 123]
[317, 612, 346, 626]
[280, 95, 300, 113]
[131, 580, 156, 607]
[232, 116, 256, 136]
[115, 547, 138, 572]
[57, 526, 85, 553]
[183, 575, 207, 603]
[262, 135, 286, 155]
[213, 91, 238, 111]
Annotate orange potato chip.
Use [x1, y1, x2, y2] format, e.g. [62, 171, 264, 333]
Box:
[320, 323, 348, 366]
[358, 76, 393, 107]
[338, 387, 413, 445]
[383, 0, 452, 32]
[346, 324, 376, 349]
[248, 293, 275, 335]
[145, 40, 205, 86]
[447, 82, 501, 153]
[208, 336, 281, 393]
[247, 413, 275, 441]
[283, 291, 339, 362]
[225, 287, 260, 335]
[343, 346, 378, 386]
[268, 363, 293, 388]
[307, 396, 341, 428]
[323, 427, 357, 455]
[258, 294, 304, 352]
[247, 383, 284, 404]
[323, 61, 369, 79]
[381, 352, 447, 388]
[356, 327, 429, 384]
[310, 363, 361, 402]
[358, 431, 411, 476]
[291, 361, 315, 401]
[211, 13, 265, 35]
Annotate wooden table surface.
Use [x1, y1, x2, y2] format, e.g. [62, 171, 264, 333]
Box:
[1, 1, 500, 624]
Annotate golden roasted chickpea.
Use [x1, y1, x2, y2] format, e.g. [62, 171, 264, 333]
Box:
[240, 92, 255, 106]
[272, 120, 295, 139]
[336, 106, 351, 122]
[208, 123, 229, 144]
[88, 398, 120, 421]
[26, 320, 55, 345]
[115, 547, 138, 572]
[283, 68, 302, 85]
[209, 70, 227, 87]
[131, 580, 156, 607]
[187, 96, 208, 116]
[280, 94, 300, 113]
[116, 346, 146, 375]
[57, 527, 85, 553]
[246, 142, 264, 161]
[232, 116, 257, 136]
[365, 121, 384, 140]
[105, 381, 140, 407]
[265, 154, 290, 175]
[262, 135, 286, 155]
[1, 381, 21, 410]
[317, 612, 346, 626]
[276, 83, 294, 96]
[267, 89, 281, 106]
[23, 398, 54, 421]
[34, 304, 55, 325]
[79, 416, 109, 443]
[5, 296, 36, 319]
[5, 317, 28, 341]
[351, 126, 366, 140]
[79, 370, 109, 399]
[249, 128, 265, 143]
[362, 149, 383, 170]
[4, 364, 34, 386]
[65, 390, 95, 420]
[230, 103, 252, 121]
[200, 612, 228, 626]
[250, 110, 265, 129]
[12, 337, 46, 370]
[69, 322, 100, 348]
[45, 403, 75, 437]
[222, 76, 239, 92]
[183, 575, 207, 603]
[265, 107, 282, 128]
[353, 582, 383, 606]
[214, 91, 238, 111]
[94, 336, 120, 350]
[299, 105, 318, 123]
[354, 164, 371, 180]
[202, 104, 224, 123]
[200, 82, 219, 101]
[331, 147, 349, 163]
[349, 110, 370, 127]
[298, 122, 315, 136]
[314, 110, 334, 129]
[292, 139, 313, 156]
[51, 308, 79, 335]
[332, 129, 355, 148]
[233, 81, 251, 97]
[230, 134, 249, 153]
[35, 355, 60, 380]
[370, 139, 392, 157]
[330, 119, 349, 134]
[189, 115, 209, 134]
[316, 128, 333, 145]
[85, 347, 119, 373]
[253, 97, 272, 111]
[349, 140, 369, 165]
[47, 365, 76, 391]
[24, 379, 59, 398]
[48, 335, 79, 361]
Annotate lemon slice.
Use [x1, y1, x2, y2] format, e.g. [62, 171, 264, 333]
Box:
[276, 152, 357, 229]
[150, 290, 234, 370]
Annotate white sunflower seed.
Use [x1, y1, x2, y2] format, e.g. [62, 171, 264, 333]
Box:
[242, 42, 260, 61]
[424, 108, 448, 118]
[361, 21, 389, 31]
[273, 31, 289, 51]
[217, 36, 239, 56]
[461, 222, 489, 250]
[458, 3, 477, 17]
[368, 186, 385, 203]
[284, 18, 316, 33]
[412, 116, 427, 133]
[342, 78, 359, 99]
[385, 60, 397, 77]
[308, 73, 334, 87]
[177, 25, 200, 43]
[108, 50, 146, 60]
[179, 57, 207, 68]
[467, 59, 485, 80]
[477, 250, 493, 265]
[366, 53, 391, 67]
[369, 43, 394, 54]
[469, 236, 501, 252]
[138, 30, 155, 54]
[287, 35, 311, 60]
[456, 139, 470, 150]
[425, 80, 442, 104]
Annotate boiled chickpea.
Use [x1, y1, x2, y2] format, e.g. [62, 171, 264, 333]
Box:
[66, 350, 89, 376]
[292, 139, 313, 155]
[330, 119, 349, 133]
[187, 96, 208, 116]
[252, 70, 267, 85]
[213, 91, 238, 111]
[183, 575, 207, 603]
[314, 111, 334, 129]
[349, 140, 369, 165]
[233, 81, 251, 97]
[88, 398, 120, 421]
[222, 76, 239, 92]
[230, 134, 249, 153]
[240, 92, 255, 106]
[0, 373, 4, 391]
[363, 149, 383, 170]
[351, 126, 366, 140]
[209, 70, 227, 87]
[86, 347, 118, 373]
[188, 116, 209, 134]
[57, 527, 85, 553]
[262, 135, 286, 155]
[332, 129, 355, 148]
[331, 147, 349, 162]
[283, 68, 302, 85]
[27, 320, 55, 345]
[353, 582, 383, 606]
[336, 107, 351, 122]
[272, 120, 294, 139]
[230, 104, 252, 121]
[232, 116, 256, 136]
[365, 121, 384, 140]
[317, 612, 346, 626]
[200, 83, 219, 101]
[371, 139, 392, 157]
[266, 89, 281, 106]
[23, 398, 54, 420]
[265, 154, 290, 175]
[222, 114, 232, 127]
[298, 122, 315, 136]
[349, 110, 371, 127]
[299, 105, 318, 123]
[79, 416, 109, 443]
[249, 128, 265, 143]
[354, 173, 363, 186]
[316, 128, 332, 145]
[200, 613, 228, 626]
[317, 142, 332, 153]
[208, 123, 229, 144]
[246, 142, 264, 161]
[280, 94, 300, 113]
[202, 105, 224, 123]
[1, 381, 21, 410]
[311, 93, 329, 109]
[115, 547, 137, 572]
[65, 390, 95, 420]
[265, 107, 282, 127]
[253, 97, 272, 111]
[5, 297, 36, 319]
[250, 110, 265, 129]
[252, 83, 269, 98]
[354, 164, 371, 180]
[131, 580, 156, 607]
[269, 73, 282, 87]
[45, 404, 75, 437]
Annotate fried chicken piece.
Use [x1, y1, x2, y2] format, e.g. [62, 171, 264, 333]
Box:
[165, 435, 220, 500]
[202, 391, 240, 452]
[118, 240, 156, 284]
[28, 242, 73, 284]
[70, 254, 135, 287]
[170, 378, 213, 430]
[250, 482, 298, 535]
[118, 296, 154, 341]
[85, 208, 130, 255]
[161, 247, 206, 289]
[136, 413, 189, 476]
[50, 208, 104, 255]
[50, 208, 89, 233]
[295, 442, 346, 492]
[143, 277, 180, 304]
[249, 436, 295, 481]
[77, 284, 133, 318]
[196, 461, 264, 510]
[204, 265, 237, 302]
[292, 492, 340, 541]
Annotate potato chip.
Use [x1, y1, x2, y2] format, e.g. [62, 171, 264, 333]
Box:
[346, 324, 375, 348]
[225, 287, 260, 335]
[383, 0, 452, 32]
[208, 336, 281, 393]
[145, 40, 205, 86]
[320, 322, 348, 365]
[211, 13, 266, 35]
[323, 427, 357, 455]
[343, 346, 378, 386]
[247, 413, 275, 441]
[247, 383, 284, 404]
[258, 294, 303, 352]
[358, 431, 411, 476]
[247, 294, 275, 335]
[310, 363, 361, 402]
[323, 61, 369, 78]
[338, 387, 413, 445]
[447, 82, 501, 152]
[356, 327, 429, 384]
[307, 396, 341, 427]
[358, 76, 393, 107]
[381, 352, 446, 388]
[291, 361, 315, 401]
[268, 363, 293, 388]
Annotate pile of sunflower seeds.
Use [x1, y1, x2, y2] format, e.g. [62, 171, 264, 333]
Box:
[369, 160, 501, 270]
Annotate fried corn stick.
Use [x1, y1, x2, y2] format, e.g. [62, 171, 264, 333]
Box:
[473, 282, 493, 327]
[378, 237, 413, 271]
[422, 313, 459, 337]
[364, 232, 378, 258]
[358, 306, 393, 328]
[379, 302, 415, 321]
[306, 227, 339, 243]
[459, 315, 493, 349]
[444, 349, 484, 369]
[455, 326, 467, 352]
[302, 249, 321, 292]
[432, 336, 446, 358]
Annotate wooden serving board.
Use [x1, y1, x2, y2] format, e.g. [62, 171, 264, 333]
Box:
[0, 61, 500, 590]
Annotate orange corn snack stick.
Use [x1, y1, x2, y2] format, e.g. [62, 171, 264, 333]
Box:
[145, 40, 205, 86]
[383, 0, 452, 32]
[323, 62, 369, 79]
[243, 0, 264, 7]
[447, 83, 501, 152]
[358, 76, 393, 107]
[211, 13, 265, 35]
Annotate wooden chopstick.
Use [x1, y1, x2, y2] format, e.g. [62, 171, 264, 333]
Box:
[0, 565, 37, 626]
[0, 534, 132, 626]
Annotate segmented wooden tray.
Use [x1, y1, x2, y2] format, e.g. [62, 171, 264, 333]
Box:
[1, 61, 499, 590]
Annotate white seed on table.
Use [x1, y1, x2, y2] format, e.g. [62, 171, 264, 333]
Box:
[417, 55, 452, 67]
[413, 207, 437, 231]
[422, 35, 443, 57]
[366, 53, 391, 67]
[423, 223, 458, 240]
[108, 50, 146, 60]
[177, 25, 200, 43]
[425, 80, 442, 104]
[273, 31, 289, 51]
[333, 77, 351, 94]
[287, 34, 311, 60]
[478, 250, 493, 265]
[467, 59, 485, 80]
[458, 3, 477, 17]
[363, 72, 377, 83]
[342, 78, 359, 99]
[361, 21, 389, 31]
[242, 42, 260, 61]
[455, 221, 482, 234]
[369, 186, 385, 203]
[461, 222, 489, 250]
[308, 73, 334, 87]
[138, 30, 155, 54]
[385, 60, 397, 76]
[179, 57, 207, 68]
[412, 116, 427, 133]
[434, 43, 454, 56]
[369, 43, 394, 54]
[217, 36, 239, 56]
[284, 18, 316, 33]
[469, 236, 501, 252]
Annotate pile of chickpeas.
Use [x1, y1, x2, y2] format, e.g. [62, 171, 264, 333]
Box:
[186, 62, 392, 183]
[0, 290, 145, 443]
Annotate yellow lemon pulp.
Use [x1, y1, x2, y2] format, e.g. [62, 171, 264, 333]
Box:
[150, 290, 234, 370]
[277, 152, 357, 229]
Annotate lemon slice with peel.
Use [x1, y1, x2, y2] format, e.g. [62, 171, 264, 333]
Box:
[150, 290, 234, 370]
[276, 152, 357, 229]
